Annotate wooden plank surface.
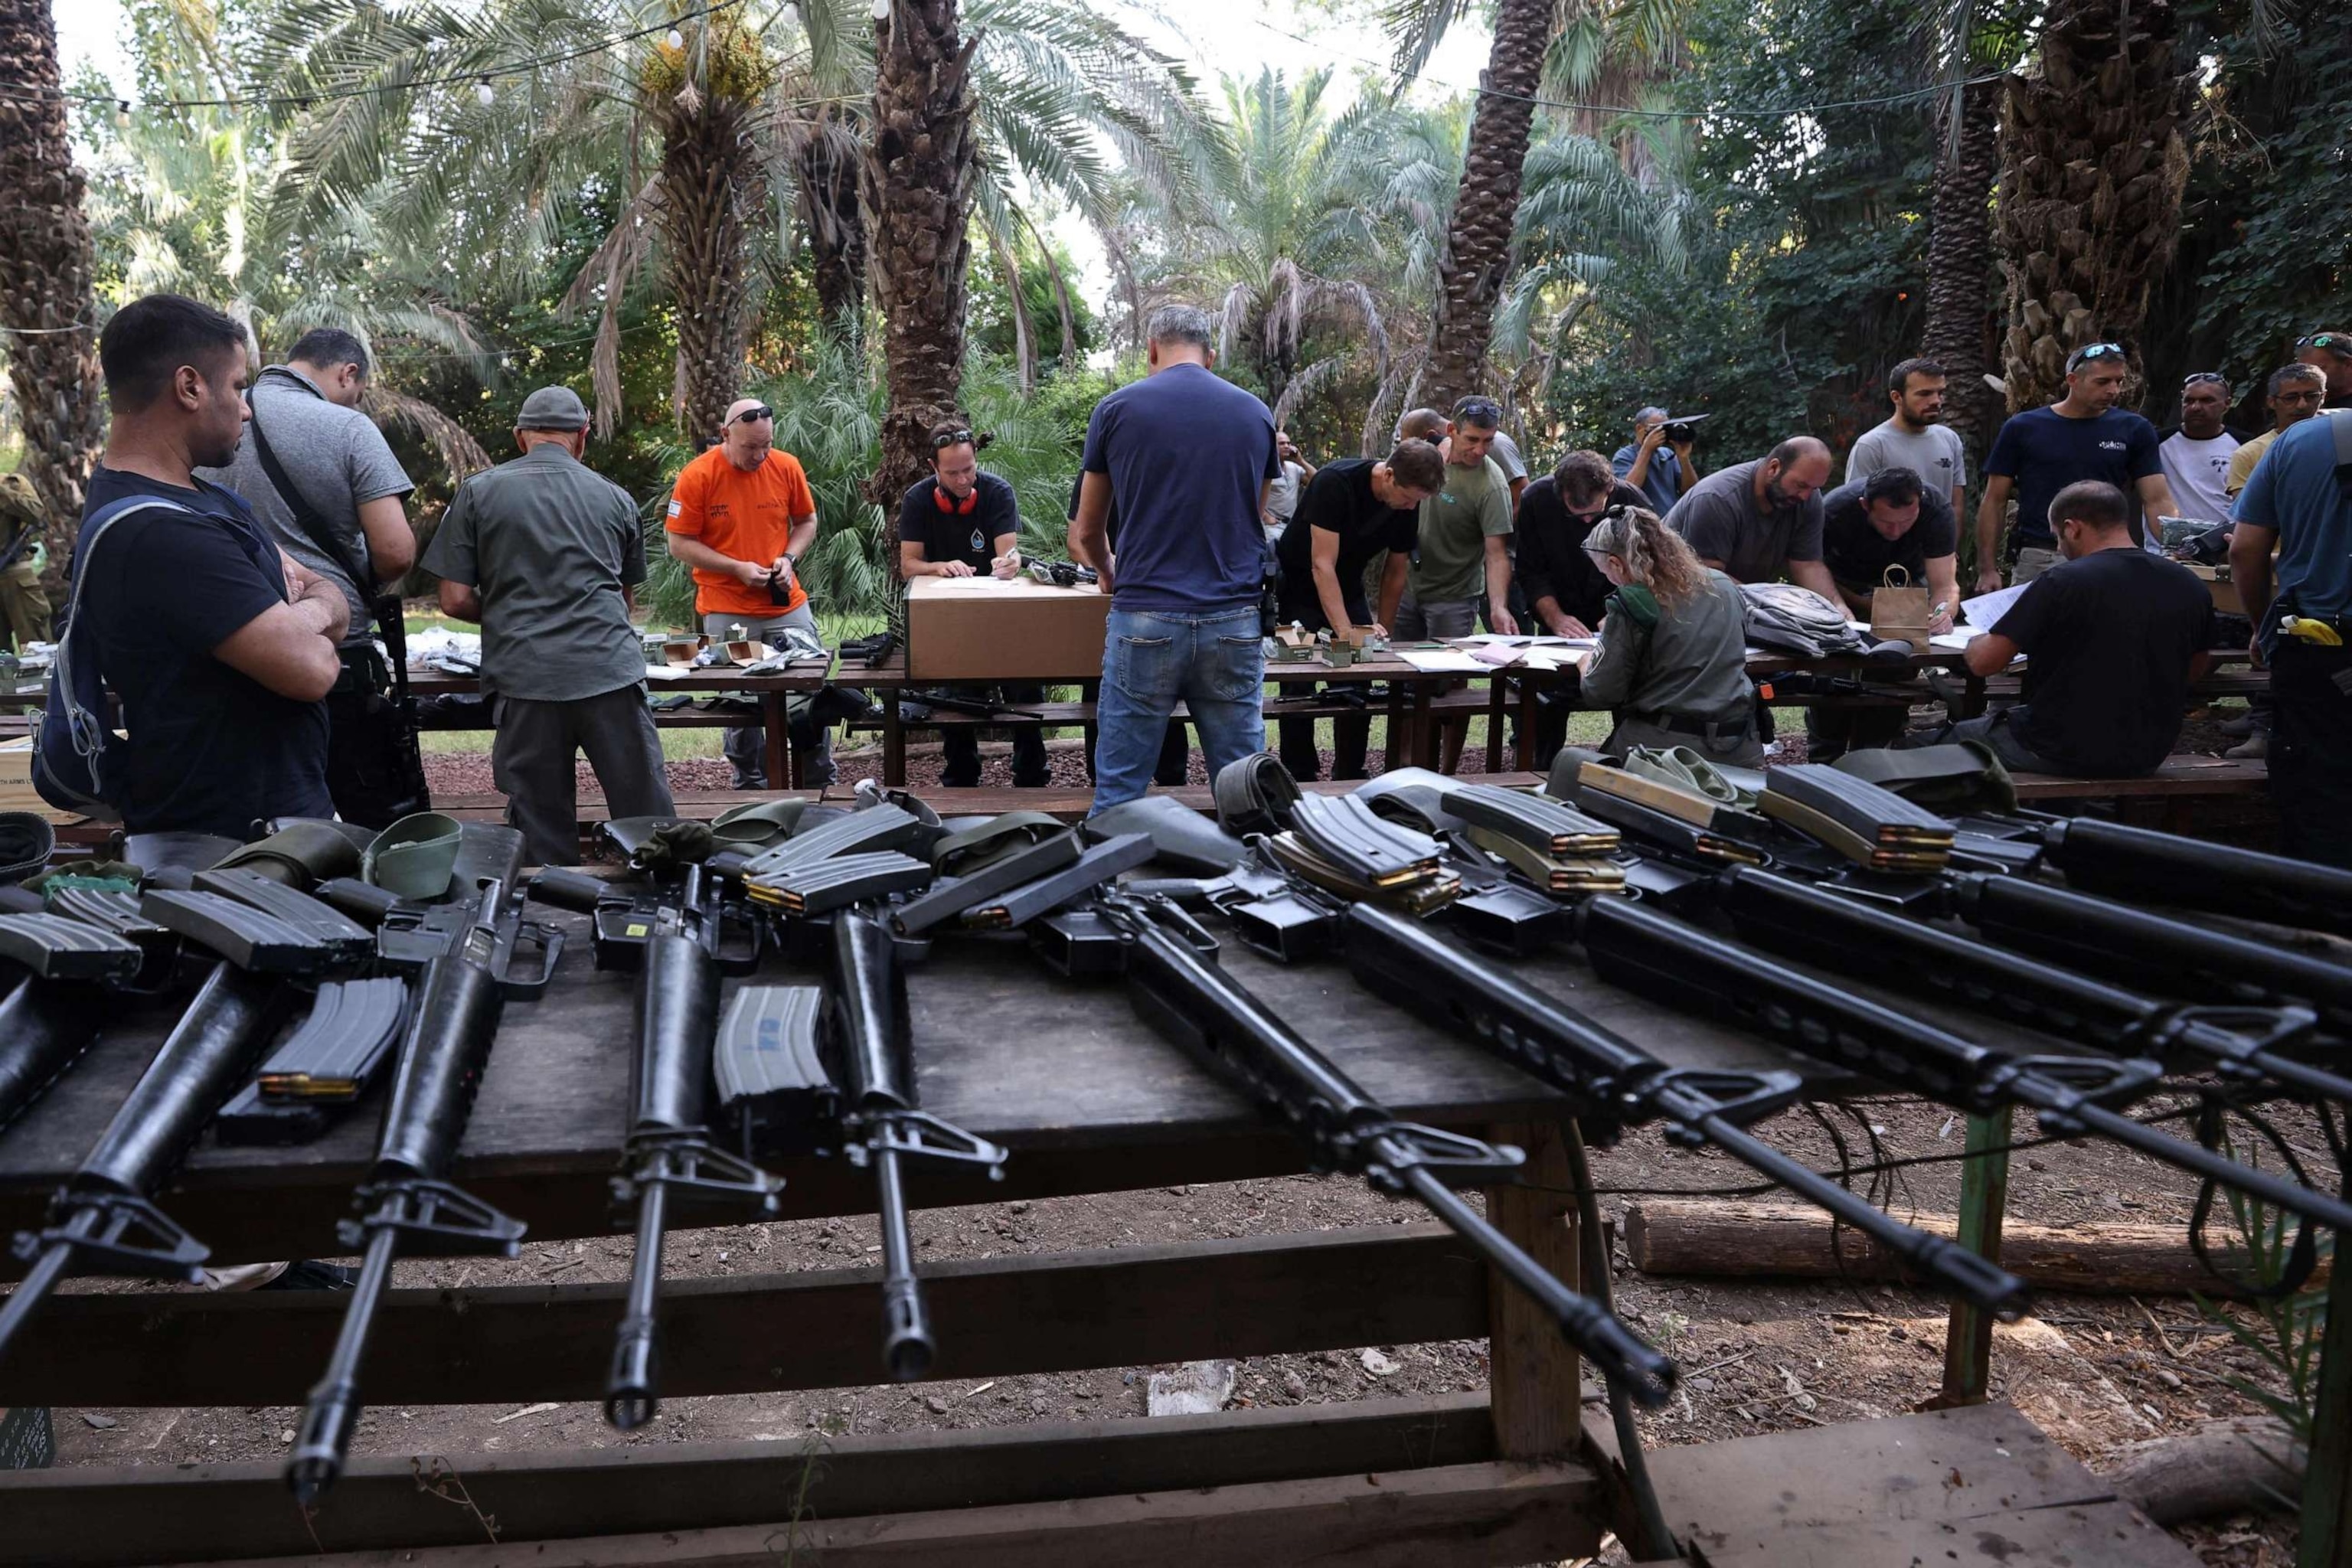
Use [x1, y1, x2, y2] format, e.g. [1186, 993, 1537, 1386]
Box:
[0, 1393, 1501, 1567]
[2, 1225, 1494, 1408]
[2010, 756, 2267, 798]
[168, 1457, 1602, 1568]
[1697, 1498, 2202, 1566]
[1485, 1121, 1581, 1459]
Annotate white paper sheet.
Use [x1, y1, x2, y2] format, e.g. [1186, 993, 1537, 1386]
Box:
[1960, 583, 2028, 629]
[1927, 629, 1987, 652]
[1396, 650, 1488, 674]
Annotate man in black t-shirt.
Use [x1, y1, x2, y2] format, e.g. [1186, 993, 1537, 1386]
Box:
[1906, 480, 2213, 776]
[896, 424, 1045, 786]
[1818, 467, 1959, 630]
[76, 295, 348, 836]
[1517, 450, 1645, 638]
[1272, 440, 1443, 779]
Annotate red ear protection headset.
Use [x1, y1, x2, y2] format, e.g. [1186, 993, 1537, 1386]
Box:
[933, 483, 978, 515]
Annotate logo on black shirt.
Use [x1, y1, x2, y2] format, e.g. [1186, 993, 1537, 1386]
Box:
[969, 527, 985, 554]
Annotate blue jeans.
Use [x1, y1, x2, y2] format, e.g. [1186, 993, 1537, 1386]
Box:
[1091, 605, 1265, 812]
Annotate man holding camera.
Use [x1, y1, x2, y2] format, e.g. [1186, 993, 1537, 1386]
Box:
[665, 397, 830, 788]
[1613, 407, 1701, 515]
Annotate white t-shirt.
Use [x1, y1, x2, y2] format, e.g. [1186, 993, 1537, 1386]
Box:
[1266, 460, 1308, 522]
[1846, 418, 1968, 498]
[2158, 430, 2241, 524]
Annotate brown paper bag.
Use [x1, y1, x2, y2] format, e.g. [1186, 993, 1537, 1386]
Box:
[1870, 565, 1933, 651]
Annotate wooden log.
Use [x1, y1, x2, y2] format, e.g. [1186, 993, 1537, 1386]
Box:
[1622, 1200, 2330, 1298]
[2101, 1417, 2306, 1526]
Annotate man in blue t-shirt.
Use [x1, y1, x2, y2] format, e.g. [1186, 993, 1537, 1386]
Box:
[2231, 410, 2352, 865]
[1976, 342, 2178, 593]
[1069, 304, 1279, 811]
[75, 295, 348, 837]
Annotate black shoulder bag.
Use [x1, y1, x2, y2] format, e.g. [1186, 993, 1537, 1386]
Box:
[250, 414, 432, 826]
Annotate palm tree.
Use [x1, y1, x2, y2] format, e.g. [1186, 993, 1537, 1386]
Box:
[0, 0, 106, 544]
[1993, 0, 2190, 411]
[1921, 74, 2002, 452]
[1417, 0, 1552, 410]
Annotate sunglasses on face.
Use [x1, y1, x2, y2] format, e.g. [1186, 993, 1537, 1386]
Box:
[932, 428, 975, 451]
[733, 405, 774, 425]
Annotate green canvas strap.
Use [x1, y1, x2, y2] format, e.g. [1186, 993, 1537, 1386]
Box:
[1624, 745, 1756, 808]
[710, 798, 815, 848]
[931, 811, 1067, 875]
[1832, 743, 2017, 814]
[362, 812, 465, 900]
[212, 819, 366, 888]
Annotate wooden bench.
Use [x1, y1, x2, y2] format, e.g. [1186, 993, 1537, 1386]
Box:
[2010, 755, 2268, 832]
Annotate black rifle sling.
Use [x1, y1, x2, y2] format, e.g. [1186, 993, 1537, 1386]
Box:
[248, 411, 418, 703]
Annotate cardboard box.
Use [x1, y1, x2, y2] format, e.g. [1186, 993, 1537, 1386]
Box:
[2187, 564, 2244, 617]
[0, 737, 80, 824]
[906, 576, 1112, 681]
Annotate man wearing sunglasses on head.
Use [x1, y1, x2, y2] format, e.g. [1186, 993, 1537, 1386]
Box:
[1976, 341, 2178, 595]
[2295, 331, 2352, 410]
[897, 422, 1049, 788]
[665, 397, 830, 787]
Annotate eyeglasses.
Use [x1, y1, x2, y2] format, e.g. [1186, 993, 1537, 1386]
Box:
[733, 405, 774, 425]
[2066, 343, 2126, 371]
[931, 428, 975, 451]
[2298, 332, 2351, 355]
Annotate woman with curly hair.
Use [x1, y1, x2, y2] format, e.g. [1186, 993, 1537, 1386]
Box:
[1579, 505, 1763, 766]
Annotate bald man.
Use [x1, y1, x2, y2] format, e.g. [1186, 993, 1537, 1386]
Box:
[666, 397, 830, 786]
[1665, 436, 1841, 601]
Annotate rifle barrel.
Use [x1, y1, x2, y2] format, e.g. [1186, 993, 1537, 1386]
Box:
[0, 1210, 94, 1358]
[1393, 1161, 1674, 1406]
[874, 1144, 933, 1380]
[607, 1177, 670, 1430]
[2057, 1099, 2352, 1232]
[287, 1222, 400, 1504]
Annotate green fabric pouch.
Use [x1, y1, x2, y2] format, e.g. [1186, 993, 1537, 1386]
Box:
[363, 812, 466, 900]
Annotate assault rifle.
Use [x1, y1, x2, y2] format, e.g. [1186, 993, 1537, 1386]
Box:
[2031, 815, 2352, 939]
[1704, 867, 2352, 1106]
[0, 883, 362, 1361]
[1032, 890, 1675, 1406]
[286, 873, 563, 1501]
[0, 914, 146, 1138]
[527, 860, 779, 1428]
[1573, 897, 2352, 1233]
[1334, 904, 2031, 1315]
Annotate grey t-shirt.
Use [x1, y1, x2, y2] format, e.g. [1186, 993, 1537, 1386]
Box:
[1666, 460, 1824, 586]
[1486, 430, 1530, 483]
[1846, 419, 1968, 498]
[198, 366, 414, 642]
[420, 443, 648, 703]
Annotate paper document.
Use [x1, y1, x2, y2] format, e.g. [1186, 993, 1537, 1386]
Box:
[1959, 583, 2027, 629]
[1397, 650, 1488, 674]
[1927, 630, 1987, 652]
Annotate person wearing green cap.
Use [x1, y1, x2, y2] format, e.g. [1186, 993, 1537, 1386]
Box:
[421, 386, 674, 864]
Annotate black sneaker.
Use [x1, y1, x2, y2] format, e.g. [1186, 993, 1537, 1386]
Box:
[257, 1259, 361, 1291]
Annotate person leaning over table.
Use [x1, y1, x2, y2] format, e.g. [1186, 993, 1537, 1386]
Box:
[423, 386, 675, 867]
[1665, 435, 1841, 605]
[1578, 505, 1764, 768]
[1270, 438, 1445, 782]
[1906, 480, 2213, 778]
[1804, 466, 1961, 761]
[896, 421, 1050, 789]
[665, 396, 831, 789]
[1068, 303, 1279, 813]
[1514, 451, 1650, 767]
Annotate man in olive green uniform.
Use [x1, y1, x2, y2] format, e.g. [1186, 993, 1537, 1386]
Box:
[420, 387, 673, 864]
[0, 475, 52, 653]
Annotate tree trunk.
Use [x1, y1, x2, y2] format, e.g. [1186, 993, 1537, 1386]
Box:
[1419, 0, 1551, 412]
[658, 89, 765, 452]
[795, 113, 867, 332]
[1994, 0, 2190, 413]
[862, 0, 978, 630]
[1922, 70, 2004, 456]
[0, 0, 106, 560]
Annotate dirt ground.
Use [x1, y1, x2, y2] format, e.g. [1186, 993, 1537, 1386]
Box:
[46, 701, 2308, 1565]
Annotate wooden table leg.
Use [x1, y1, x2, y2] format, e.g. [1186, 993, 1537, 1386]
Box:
[1485, 680, 1506, 773]
[1413, 686, 1438, 771]
[1383, 683, 1403, 770]
[1930, 1106, 2013, 1409]
[763, 693, 793, 792]
[1486, 1119, 1581, 1459]
[1516, 678, 1540, 773]
[2300, 1173, 2352, 1568]
[883, 694, 906, 789]
[1962, 672, 1988, 720]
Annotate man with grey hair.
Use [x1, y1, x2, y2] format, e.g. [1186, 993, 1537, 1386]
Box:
[1613, 405, 1698, 514]
[200, 324, 423, 825]
[1070, 304, 1279, 810]
[424, 387, 675, 864]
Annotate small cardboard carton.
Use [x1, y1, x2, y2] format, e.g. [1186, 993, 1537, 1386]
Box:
[906, 575, 1112, 681]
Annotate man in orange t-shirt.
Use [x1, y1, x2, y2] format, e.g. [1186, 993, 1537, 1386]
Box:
[666, 397, 828, 785]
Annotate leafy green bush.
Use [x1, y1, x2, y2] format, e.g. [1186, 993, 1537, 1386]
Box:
[637, 346, 1113, 631]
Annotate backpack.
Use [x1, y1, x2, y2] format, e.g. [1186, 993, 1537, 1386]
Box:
[31, 495, 191, 820]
